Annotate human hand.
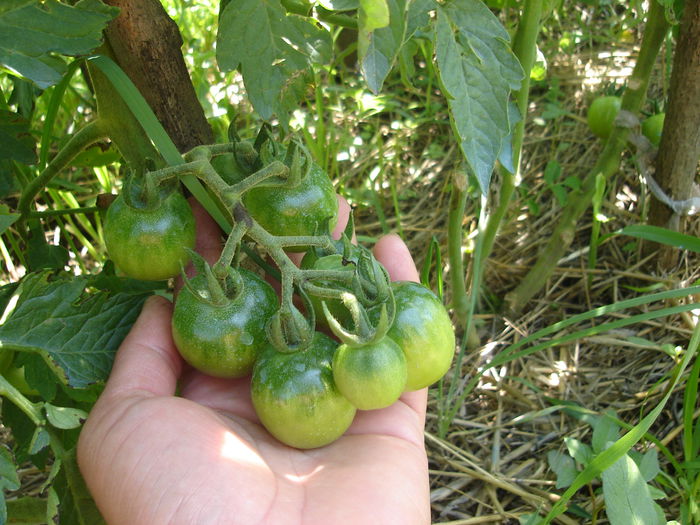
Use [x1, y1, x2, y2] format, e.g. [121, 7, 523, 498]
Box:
[78, 199, 431, 525]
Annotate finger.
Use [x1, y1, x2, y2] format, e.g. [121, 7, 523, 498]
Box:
[373, 233, 419, 283]
[101, 295, 183, 400]
[331, 195, 354, 241]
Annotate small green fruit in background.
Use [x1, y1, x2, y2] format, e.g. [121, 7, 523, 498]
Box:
[587, 95, 622, 139]
[642, 113, 665, 147]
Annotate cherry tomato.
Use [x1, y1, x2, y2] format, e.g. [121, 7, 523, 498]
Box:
[587, 95, 622, 139]
[332, 336, 407, 410]
[251, 332, 356, 449]
[642, 113, 665, 147]
[103, 189, 195, 281]
[172, 269, 278, 378]
[242, 161, 338, 250]
[384, 281, 455, 391]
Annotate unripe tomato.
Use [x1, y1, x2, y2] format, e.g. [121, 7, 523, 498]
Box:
[172, 269, 278, 378]
[251, 332, 356, 449]
[587, 95, 622, 139]
[332, 336, 407, 410]
[243, 162, 338, 250]
[384, 281, 455, 391]
[103, 190, 195, 281]
[642, 113, 665, 147]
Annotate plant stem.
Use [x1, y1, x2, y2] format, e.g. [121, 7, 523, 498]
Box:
[478, 0, 544, 270]
[17, 120, 108, 233]
[29, 207, 101, 219]
[0, 375, 44, 427]
[447, 183, 469, 325]
[505, 1, 669, 314]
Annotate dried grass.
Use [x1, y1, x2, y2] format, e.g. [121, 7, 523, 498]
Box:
[346, 28, 697, 524]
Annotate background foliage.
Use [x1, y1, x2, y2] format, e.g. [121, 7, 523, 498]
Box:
[0, 0, 698, 523]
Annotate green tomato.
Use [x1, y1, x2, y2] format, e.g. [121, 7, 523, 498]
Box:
[385, 281, 455, 391]
[332, 337, 407, 410]
[172, 269, 278, 378]
[251, 332, 356, 449]
[642, 113, 665, 147]
[103, 190, 196, 281]
[587, 95, 622, 139]
[211, 152, 248, 186]
[242, 162, 338, 250]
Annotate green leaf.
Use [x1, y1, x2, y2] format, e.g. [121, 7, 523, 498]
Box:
[6, 496, 49, 524]
[26, 234, 69, 272]
[359, 0, 403, 94]
[618, 224, 700, 253]
[602, 454, 664, 525]
[0, 445, 20, 491]
[564, 437, 593, 466]
[434, 0, 523, 194]
[216, 0, 331, 122]
[44, 403, 88, 430]
[0, 204, 20, 235]
[360, 0, 390, 31]
[638, 448, 660, 482]
[0, 109, 36, 164]
[592, 412, 620, 454]
[0, 1, 35, 15]
[52, 449, 105, 525]
[29, 426, 50, 455]
[547, 450, 578, 489]
[0, 0, 119, 89]
[0, 271, 149, 388]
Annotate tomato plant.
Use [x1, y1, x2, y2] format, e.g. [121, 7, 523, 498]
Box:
[332, 336, 407, 410]
[103, 188, 196, 281]
[251, 332, 356, 449]
[172, 268, 278, 378]
[642, 112, 665, 147]
[587, 95, 622, 139]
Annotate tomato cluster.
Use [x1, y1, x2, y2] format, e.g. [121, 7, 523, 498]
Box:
[102, 133, 455, 449]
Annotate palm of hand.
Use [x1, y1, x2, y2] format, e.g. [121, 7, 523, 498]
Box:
[79, 298, 430, 525]
[79, 200, 431, 524]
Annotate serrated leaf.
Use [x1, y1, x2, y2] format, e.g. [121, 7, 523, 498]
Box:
[434, 0, 523, 194]
[0, 110, 36, 164]
[216, 0, 331, 122]
[602, 454, 664, 525]
[0, 271, 149, 388]
[0, 0, 119, 89]
[44, 403, 88, 430]
[547, 450, 578, 489]
[359, 0, 404, 94]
